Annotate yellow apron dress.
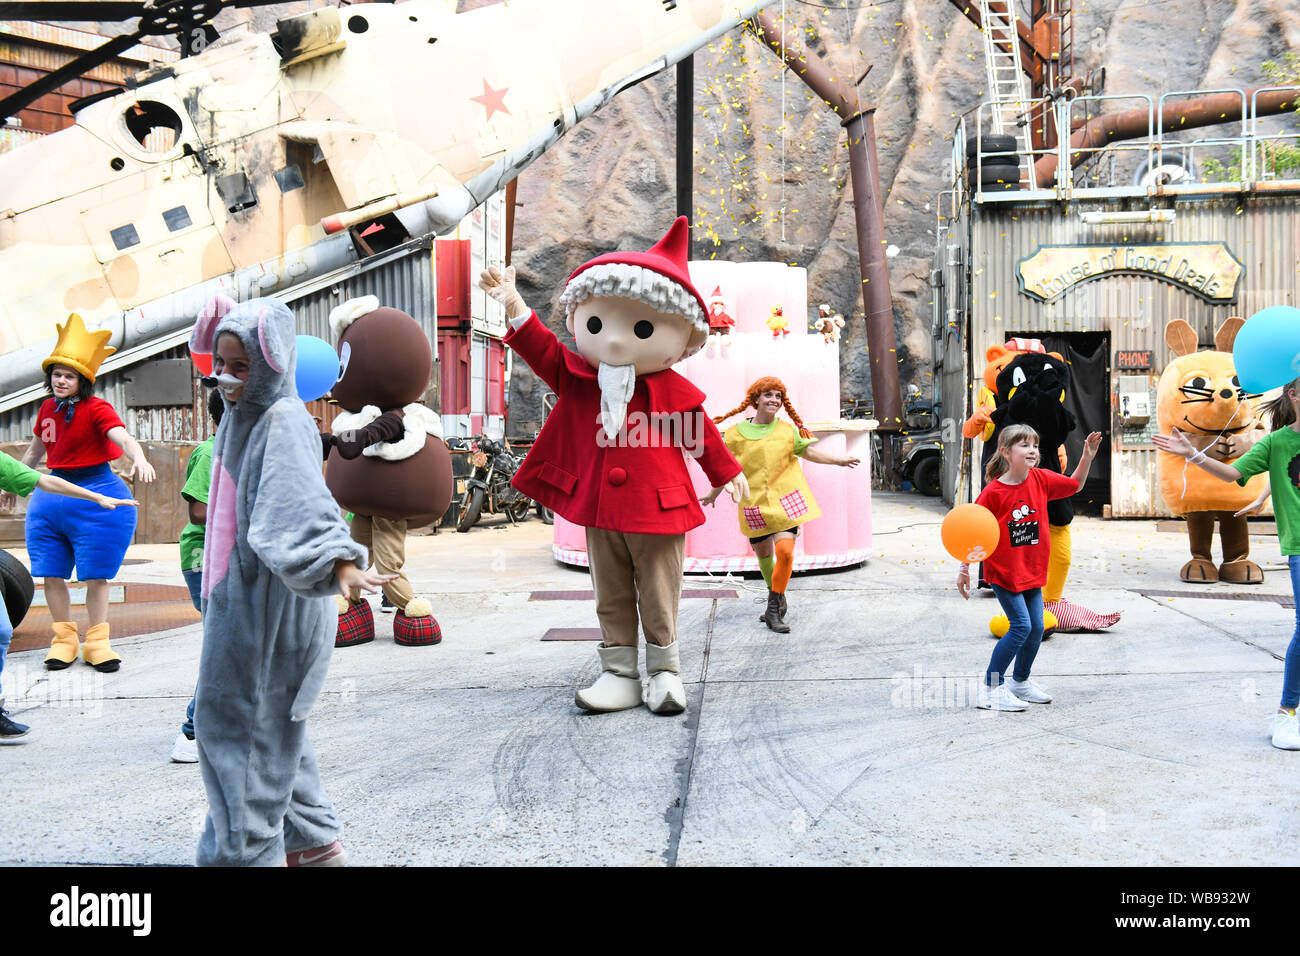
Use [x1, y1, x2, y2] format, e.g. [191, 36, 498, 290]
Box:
[723, 420, 821, 538]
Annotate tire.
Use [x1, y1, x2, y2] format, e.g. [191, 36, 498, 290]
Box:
[913, 455, 942, 498]
[537, 502, 554, 525]
[456, 487, 485, 533]
[0, 549, 34, 628]
[977, 163, 1021, 184]
[506, 496, 532, 523]
[965, 133, 1016, 156]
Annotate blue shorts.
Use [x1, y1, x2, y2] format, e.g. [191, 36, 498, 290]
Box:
[25, 463, 136, 581]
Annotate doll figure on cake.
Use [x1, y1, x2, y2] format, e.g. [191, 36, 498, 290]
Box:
[704, 286, 736, 358]
[478, 217, 747, 716]
[814, 304, 845, 344]
[766, 304, 790, 338]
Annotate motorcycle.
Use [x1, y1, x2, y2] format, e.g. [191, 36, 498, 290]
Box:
[452, 434, 544, 532]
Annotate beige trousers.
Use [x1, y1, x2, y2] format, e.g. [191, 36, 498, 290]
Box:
[350, 514, 414, 609]
[584, 527, 684, 648]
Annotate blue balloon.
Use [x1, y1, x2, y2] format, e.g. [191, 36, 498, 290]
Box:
[1234, 306, 1300, 394]
[295, 334, 340, 403]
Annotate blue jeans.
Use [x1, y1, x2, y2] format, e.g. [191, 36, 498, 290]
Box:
[986, 585, 1044, 687]
[1282, 556, 1300, 709]
[181, 567, 202, 738]
[0, 593, 12, 697]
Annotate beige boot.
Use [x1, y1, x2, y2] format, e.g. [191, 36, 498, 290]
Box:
[574, 644, 642, 712]
[45, 621, 79, 670]
[81, 622, 121, 673]
[645, 642, 687, 716]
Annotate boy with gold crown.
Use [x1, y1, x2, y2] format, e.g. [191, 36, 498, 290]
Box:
[5, 314, 156, 672]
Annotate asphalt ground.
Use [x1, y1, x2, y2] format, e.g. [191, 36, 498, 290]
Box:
[2, 492, 1297, 867]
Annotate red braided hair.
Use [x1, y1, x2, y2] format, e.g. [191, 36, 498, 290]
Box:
[712, 375, 813, 439]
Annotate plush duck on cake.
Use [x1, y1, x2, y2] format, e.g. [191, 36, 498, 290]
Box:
[324, 297, 454, 646]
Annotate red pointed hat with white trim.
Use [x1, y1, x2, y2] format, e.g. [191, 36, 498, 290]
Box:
[565, 216, 707, 319]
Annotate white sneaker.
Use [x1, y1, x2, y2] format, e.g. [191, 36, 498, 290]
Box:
[1270, 711, 1300, 750]
[976, 683, 1027, 712]
[1007, 677, 1053, 704]
[170, 731, 199, 763]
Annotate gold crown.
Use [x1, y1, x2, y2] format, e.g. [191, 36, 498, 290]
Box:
[42, 313, 116, 383]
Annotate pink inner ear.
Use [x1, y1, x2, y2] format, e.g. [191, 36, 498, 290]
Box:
[193, 293, 235, 352]
[257, 307, 283, 373]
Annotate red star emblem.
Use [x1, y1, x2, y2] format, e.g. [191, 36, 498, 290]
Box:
[471, 79, 510, 121]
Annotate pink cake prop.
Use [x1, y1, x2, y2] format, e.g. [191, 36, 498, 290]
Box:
[551, 259, 874, 573]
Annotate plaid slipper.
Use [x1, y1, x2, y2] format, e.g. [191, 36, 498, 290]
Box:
[336, 600, 375, 647]
[393, 610, 442, 646]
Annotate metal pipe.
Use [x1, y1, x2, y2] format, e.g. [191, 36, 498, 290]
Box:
[1034, 86, 1300, 184]
[751, 11, 903, 435]
[677, 54, 694, 253]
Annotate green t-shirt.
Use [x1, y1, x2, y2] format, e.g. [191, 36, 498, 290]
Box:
[179, 437, 214, 572]
[0, 450, 40, 498]
[1234, 426, 1300, 556]
[736, 419, 817, 456]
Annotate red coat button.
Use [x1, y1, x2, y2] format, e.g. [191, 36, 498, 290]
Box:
[608, 467, 627, 486]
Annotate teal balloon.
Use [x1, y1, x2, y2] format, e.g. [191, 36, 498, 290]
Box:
[295, 334, 340, 402]
[1234, 306, 1300, 394]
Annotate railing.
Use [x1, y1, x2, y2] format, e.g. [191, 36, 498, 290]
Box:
[949, 84, 1300, 203]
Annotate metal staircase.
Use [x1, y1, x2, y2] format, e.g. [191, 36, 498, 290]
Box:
[978, 0, 1036, 187]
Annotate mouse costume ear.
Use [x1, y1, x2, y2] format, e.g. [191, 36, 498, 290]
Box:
[192, 293, 236, 353]
[255, 300, 296, 373]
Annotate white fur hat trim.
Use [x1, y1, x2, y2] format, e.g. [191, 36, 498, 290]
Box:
[558, 264, 707, 339]
[328, 295, 380, 340]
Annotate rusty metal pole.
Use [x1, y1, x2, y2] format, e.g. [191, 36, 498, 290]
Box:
[751, 11, 904, 462]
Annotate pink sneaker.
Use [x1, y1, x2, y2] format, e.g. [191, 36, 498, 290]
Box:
[286, 840, 348, 867]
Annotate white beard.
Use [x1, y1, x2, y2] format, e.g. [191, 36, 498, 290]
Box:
[597, 362, 636, 442]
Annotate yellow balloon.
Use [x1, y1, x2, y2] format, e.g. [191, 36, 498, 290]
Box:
[988, 610, 1059, 638]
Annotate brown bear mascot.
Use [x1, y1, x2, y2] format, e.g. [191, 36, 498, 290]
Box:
[325, 296, 454, 645]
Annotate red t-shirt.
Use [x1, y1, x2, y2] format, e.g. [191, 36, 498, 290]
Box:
[34, 396, 125, 469]
[974, 468, 1079, 592]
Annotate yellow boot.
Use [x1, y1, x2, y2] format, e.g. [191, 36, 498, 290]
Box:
[81, 622, 121, 673]
[45, 621, 79, 670]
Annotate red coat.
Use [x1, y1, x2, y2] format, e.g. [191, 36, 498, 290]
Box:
[506, 313, 742, 534]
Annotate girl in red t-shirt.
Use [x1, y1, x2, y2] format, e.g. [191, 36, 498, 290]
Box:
[958, 424, 1102, 711]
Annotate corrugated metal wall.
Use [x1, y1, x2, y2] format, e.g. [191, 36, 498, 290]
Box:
[947, 192, 1300, 516]
[0, 241, 438, 445]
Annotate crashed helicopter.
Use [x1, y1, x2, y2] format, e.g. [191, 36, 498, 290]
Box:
[0, 0, 773, 407]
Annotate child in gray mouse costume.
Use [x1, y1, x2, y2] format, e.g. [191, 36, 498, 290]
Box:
[189, 293, 391, 867]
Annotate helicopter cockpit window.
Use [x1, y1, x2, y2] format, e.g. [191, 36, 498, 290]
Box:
[110, 224, 141, 251]
[162, 206, 193, 232]
[273, 166, 306, 193]
[123, 101, 182, 153]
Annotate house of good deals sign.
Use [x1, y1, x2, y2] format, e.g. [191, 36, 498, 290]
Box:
[1017, 243, 1244, 303]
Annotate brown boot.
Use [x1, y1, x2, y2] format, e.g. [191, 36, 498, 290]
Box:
[1180, 512, 1218, 583]
[761, 590, 790, 633]
[1217, 512, 1264, 584]
[81, 622, 121, 673]
[45, 621, 79, 670]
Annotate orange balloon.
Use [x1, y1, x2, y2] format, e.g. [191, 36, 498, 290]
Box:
[941, 503, 1000, 563]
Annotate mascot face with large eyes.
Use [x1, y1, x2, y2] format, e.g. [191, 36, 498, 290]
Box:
[1156, 318, 1258, 443]
[994, 350, 1070, 437]
[1163, 361, 1250, 437]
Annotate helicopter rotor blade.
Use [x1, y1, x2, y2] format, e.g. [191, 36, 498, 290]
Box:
[0, 30, 141, 119]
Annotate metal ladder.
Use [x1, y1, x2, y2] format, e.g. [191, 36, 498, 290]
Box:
[978, 0, 1036, 187]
